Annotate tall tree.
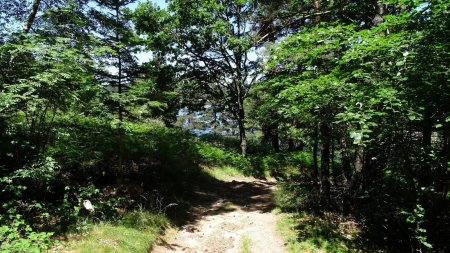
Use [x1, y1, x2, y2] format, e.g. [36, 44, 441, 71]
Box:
[91, 0, 139, 121]
[256, 0, 450, 250]
[90, 0, 139, 172]
[136, 0, 263, 155]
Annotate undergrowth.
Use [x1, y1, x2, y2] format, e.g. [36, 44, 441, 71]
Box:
[276, 211, 364, 253]
[62, 210, 170, 253]
[202, 165, 246, 180]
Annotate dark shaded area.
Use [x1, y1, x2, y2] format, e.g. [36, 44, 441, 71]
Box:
[187, 179, 277, 219]
[0, 117, 208, 234]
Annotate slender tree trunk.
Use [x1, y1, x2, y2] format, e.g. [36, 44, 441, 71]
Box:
[271, 130, 280, 152]
[236, 81, 247, 156]
[0, 118, 5, 160]
[289, 118, 300, 151]
[341, 135, 352, 214]
[24, 0, 41, 33]
[422, 110, 432, 150]
[262, 125, 270, 143]
[262, 124, 279, 152]
[320, 122, 331, 200]
[238, 122, 246, 156]
[442, 128, 449, 157]
[442, 126, 450, 166]
[235, 5, 247, 157]
[313, 125, 319, 182]
[313, 0, 321, 27]
[116, 3, 124, 179]
[355, 146, 364, 173]
[421, 109, 433, 186]
[372, 1, 385, 26]
[440, 125, 450, 194]
[262, 19, 279, 153]
[238, 109, 247, 156]
[288, 139, 295, 151]
[331, 133, 338, 186]
[341, 136, 352, 183]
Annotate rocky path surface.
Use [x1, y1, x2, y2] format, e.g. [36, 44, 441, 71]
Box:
[152, 177, 286, 253]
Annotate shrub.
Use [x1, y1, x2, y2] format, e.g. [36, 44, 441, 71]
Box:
[0, 214, 53, 253]
[196, 142, 251, 174]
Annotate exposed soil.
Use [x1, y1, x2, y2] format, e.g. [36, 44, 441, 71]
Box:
[152, 176, 286, 253]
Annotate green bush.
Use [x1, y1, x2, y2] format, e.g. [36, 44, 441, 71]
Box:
[275, 181, 320, 212]
[0, 214, 53, 253]
[196, 142, 251, 174]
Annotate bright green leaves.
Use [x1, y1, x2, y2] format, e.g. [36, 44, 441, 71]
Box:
[401, 203, 434, 250]
[0, 214, 54, 253]
[258, 24, 356, 143]
[0, 36, 95, 114]
[133, 2, 172, 52]
[257, 0, 449, 161]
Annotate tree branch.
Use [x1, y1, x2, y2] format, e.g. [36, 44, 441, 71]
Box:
[24, 0, 41, 33]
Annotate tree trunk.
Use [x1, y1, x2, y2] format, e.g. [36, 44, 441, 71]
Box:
[234, 4, 247, 157]
[288, 139, 295, 151]
[355, 146, 364, 173]
[262, 124, 279, 152]
[24, 0, 41, 33]
[421, 109, 433, 186]
[116, 3, 124, 179]
[237, 82, 247, 156]
[320, 122, 331, 200]
[439, 125, 450, 194]
[331, 133, 338, 186]
[372, 1, 385, 26]
[442, 125, 450, 166]
[313, 125, 319, 182]
[341, 136, 353, 183]
[313, 0, 321, 27]
[271, 130, 280, 152]
[238, 113, 247, 156]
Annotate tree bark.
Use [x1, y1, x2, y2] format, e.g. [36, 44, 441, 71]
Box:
[24, 0, 41, 33]
[271, 130, 280, 152]
[421, 109, 433, 186]
[313, 0, 321, 27]
[116, 2, 124, 179]
[320, 122, 331, 200]
[439, 125, 450, 193]
[238, 110, 247, 156]
[234, 6, 247, 157]
[331, 133, 338, 186]
[355, 146, 364, 173]
[372, 1, 385, 26]
[262, 124, 279, 152]
[236, 80, 247, 156]
[288, 139, 295, 151]
[313, 125, 319, 182]
[341, 136, 353, 183]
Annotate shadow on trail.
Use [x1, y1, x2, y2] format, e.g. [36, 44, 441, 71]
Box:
[151, 173, 288, 253]
[184, 177, 278, 224]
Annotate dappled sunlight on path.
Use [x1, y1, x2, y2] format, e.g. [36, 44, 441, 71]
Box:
[151, 177, 286, 253]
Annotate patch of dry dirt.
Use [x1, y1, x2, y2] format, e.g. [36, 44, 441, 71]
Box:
[152, 177, 286, 253]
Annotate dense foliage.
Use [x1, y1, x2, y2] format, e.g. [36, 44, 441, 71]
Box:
[0, 0, 448, 252]
[254, 0, 450, 251]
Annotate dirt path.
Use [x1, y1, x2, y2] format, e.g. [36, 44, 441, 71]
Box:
[152, 177, 286, 253]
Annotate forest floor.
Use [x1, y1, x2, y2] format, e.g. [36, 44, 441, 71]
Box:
[151, 175, 286, 253]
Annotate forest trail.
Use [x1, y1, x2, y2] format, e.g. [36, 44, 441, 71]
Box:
[152, 176, 286, 253]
